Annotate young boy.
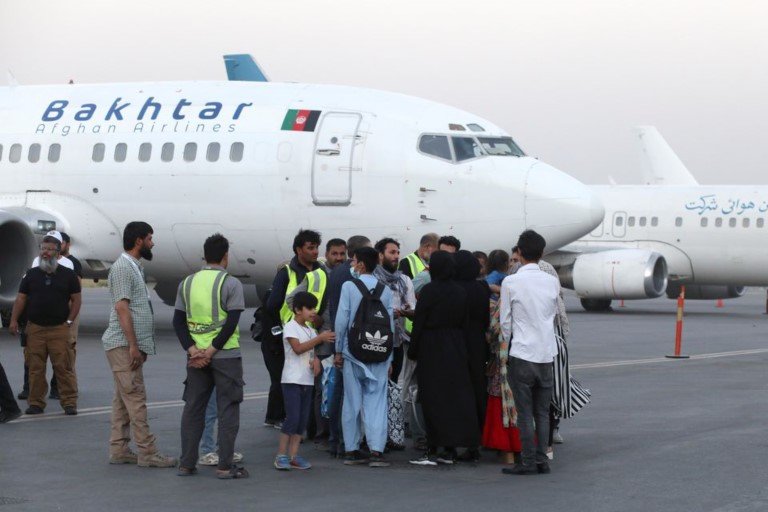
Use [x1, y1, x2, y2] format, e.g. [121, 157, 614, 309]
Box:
[274, 292, 335, 470]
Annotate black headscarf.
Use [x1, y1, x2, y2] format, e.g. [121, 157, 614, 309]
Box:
[428, 250, 455, 281]
[454, 250, 480, 281]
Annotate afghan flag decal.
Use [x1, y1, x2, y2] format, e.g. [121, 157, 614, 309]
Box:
[281, 109, 321, 131]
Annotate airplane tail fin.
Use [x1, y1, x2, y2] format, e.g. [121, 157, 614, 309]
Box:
[633, 126, 698, 185]
[223, 54, 269, 82]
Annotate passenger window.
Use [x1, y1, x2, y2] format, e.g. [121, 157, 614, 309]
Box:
[114, 143, 127, 163]
[230, 142, 244, 162]
[9, 144, 21, 163]
[743, 218, 750, 228]
[675, 217, 682, 227]
[715, 218, 723, 227]
[48, 144, 61, 163]
[639, 217, 647, 227]
[418, 135, 452, 161]
[161, 143, 174, 162]
[28, 144, 41, 163]
[651, 217, 658, 227]
[139, 143, 152, 162]
[206, 142, 220, 162]
[728, 218, 737, 227]
[615, 216, 624, 227]
[627, 217, 635, 227]
[700, 218, 708, 227]
[92, 143, 105, 162]
[452, 137, 483, 162]
[184, 143, 197, 162]
[758, 218, 765, 228]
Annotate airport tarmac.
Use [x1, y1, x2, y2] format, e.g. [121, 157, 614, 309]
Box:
[1, 287, 767, 512]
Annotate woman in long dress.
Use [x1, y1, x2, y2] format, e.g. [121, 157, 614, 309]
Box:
[453, 250, 490, 461]
[408, 251, 479, 464]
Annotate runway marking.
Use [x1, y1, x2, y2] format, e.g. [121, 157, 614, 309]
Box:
[13, 348, 768, 423]
[14, 392, 269, 423]
[571, 348, 768, 370]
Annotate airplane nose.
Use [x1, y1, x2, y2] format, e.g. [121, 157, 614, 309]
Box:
[524, 161, 605, 249]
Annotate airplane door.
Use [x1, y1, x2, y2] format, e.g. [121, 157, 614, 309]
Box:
[611, 211, 627, 238]
[311, 112, 362, 206]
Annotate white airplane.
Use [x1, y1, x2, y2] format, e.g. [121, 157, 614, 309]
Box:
[0, 68, 603, 314]
[546, 126, 768, 311]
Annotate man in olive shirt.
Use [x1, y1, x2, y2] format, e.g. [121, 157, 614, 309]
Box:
[9, 235, 81, 415]
[101, 222, 176, 468]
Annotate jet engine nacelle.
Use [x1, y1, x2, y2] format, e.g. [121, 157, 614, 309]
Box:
[0, 210, 40, 308]
[666, 283, 747, 300]
[560, 249, 668, 300]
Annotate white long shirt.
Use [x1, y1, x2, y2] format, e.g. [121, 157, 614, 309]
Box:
[499, 263, 560, 364]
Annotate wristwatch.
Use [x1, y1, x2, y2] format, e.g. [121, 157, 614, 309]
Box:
[66, 320, 73, 326]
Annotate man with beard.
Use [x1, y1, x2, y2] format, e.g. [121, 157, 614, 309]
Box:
[324, 239, 347, 271]
[373, 238, 415, 382]
[101, 222, 176, 468]
[9, 234, 81, 415]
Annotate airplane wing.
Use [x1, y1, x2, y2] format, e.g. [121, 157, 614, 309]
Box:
[223, 54, 269, 82]
[634, 126, 698, 186]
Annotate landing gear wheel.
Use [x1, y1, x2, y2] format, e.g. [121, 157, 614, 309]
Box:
[580, 299, 613, 312]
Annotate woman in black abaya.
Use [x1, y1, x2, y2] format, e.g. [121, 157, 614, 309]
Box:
[453, 250, 490, 461]
[408, 251, 479, 464]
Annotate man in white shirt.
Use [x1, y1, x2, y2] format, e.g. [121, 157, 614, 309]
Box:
[499, 230, 559, 476]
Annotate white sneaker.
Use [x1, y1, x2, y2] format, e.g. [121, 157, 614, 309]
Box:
[546, 447, 554, 460]
[198, 452, 243, 465]
[198, 452, 219, 466]
[409, 454, 437, 466]
[553, 429, 564, 444]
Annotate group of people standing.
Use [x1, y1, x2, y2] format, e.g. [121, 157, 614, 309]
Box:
[0, 221, 589, 479]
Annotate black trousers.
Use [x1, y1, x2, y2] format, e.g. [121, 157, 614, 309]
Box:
[391, 345, 404, 383]
[180, 357, 244, 470]
[260, 340, 285, 423]
[508, 357, 553, 467]
[0, 360, 20, 413]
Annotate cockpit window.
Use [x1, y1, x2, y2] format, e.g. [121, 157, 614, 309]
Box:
[418, 135, 452, 161]
[478, 137, 525, 157]
[452, 136, 484, 162]
[467, 123, 485, 132]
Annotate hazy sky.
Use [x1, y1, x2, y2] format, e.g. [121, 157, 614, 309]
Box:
[1, 0, 766, 185]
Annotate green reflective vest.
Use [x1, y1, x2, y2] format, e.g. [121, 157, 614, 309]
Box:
[181, 268, 239, 350]
[279, 265, 328, 325]
[404, 252, 426, 334]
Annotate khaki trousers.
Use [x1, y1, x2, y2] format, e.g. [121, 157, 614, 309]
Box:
[26, 322, 78, 409]
[69, 316, 79, 373]
[105, 347, 157, 457]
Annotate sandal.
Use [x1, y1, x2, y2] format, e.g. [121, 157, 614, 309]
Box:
[216, 465, 250, 479]
[176, 466, 198, 477]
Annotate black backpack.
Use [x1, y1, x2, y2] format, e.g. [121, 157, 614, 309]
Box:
[348, 279, 393, 363]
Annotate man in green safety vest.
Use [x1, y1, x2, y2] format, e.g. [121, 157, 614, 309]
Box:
[174, 234, 249, 479]
[262, 229, 325, 429]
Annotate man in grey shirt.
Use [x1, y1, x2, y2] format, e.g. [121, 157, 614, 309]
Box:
[173, 234, 248, 479]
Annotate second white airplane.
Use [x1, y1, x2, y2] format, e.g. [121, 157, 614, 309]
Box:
[547, 127, 768, 311]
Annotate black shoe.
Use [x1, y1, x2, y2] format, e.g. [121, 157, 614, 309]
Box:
[457, 448, 480, 463]
[24, 406, 44, 415]
[49, 389, 60, 400]
[368, 451, 390, 467]
[17, 389, 28, 400]
[0, 410, 23, 423]
[342, 451, 369, 465]
[63, 406, 77, 416]
[537, 462, 551, 474]
[502, 463, 537, 475]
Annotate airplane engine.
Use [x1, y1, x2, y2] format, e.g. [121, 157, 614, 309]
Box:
[0, 211, 38, 308]
[559, 249, 668, 311]
[666, 283, 746, 300]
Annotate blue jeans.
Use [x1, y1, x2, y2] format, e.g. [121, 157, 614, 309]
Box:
[199, 392, 217, 454]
